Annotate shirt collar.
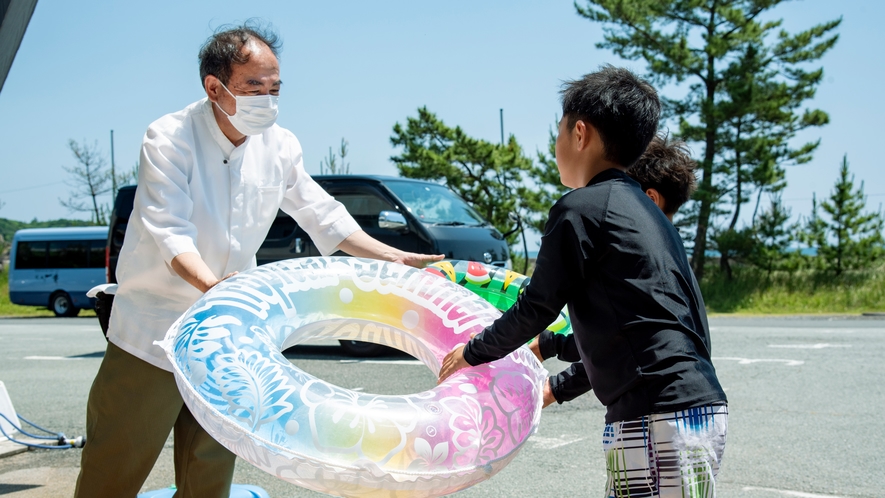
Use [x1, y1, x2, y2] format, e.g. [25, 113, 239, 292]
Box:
[200, 98, 247, 158]
[585, 167, 632, 188]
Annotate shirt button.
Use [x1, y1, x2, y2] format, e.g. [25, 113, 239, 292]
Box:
[223, 159, 228, 164]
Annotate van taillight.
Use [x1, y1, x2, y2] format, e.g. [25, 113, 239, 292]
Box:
[105, 246, 110, 283]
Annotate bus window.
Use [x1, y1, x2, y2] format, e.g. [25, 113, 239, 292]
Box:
[88, 240, 105, 268]
[15, 241, 48, 269]
[48, 240, 90, 269]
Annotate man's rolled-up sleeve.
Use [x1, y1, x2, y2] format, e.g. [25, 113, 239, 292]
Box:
[137, 126, 200, 264]
[278, 135, 360, 255]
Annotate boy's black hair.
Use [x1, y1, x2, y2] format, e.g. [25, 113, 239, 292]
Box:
[560, 66, 660, 167]
[628, 134, 697, 215]
[199, 20, 282, 88]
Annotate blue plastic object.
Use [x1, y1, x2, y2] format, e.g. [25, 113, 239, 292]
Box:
[137, 484, 270, 498]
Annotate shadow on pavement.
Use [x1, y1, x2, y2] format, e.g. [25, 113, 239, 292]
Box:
[68, 351, 104, 359]
[0, 483, 43, 494]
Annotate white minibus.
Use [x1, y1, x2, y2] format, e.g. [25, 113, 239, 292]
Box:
[8, 226, 109, 316]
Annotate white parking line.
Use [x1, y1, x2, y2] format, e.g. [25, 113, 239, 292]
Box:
[741, 485, 847, 498]
[24, 356, 82, 361]
[768, 343, 851, 349]
[531, 436, 587, 450]
[713, 357, 804, 366]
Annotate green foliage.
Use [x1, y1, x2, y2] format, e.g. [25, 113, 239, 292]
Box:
[575, 0, 840, 279]
[390, 107, 534, 245]
[803, 156, 885, 275]
[749, 195, 800, 275]
[700, 263, 885, 315]
[710, 227, 755, 280]
[320, 138, 351, 175]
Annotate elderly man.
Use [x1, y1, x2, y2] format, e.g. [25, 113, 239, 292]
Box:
[74, 24, 442, 498]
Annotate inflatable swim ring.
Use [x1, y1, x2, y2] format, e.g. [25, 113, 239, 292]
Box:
[160, 257, 547, 497]
[424, 260, 571, 336]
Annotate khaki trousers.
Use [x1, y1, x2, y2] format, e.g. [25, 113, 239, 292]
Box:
[75, 342, 236, 498]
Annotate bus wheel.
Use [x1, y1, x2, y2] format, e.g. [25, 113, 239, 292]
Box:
[50, 292, 79, 317]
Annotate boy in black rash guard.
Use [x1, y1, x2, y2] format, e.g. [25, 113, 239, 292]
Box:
[532, 134, 699, 367]
[437, 67, 728, 498]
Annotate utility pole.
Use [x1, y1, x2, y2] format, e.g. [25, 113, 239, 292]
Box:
[499, 109, 504, 145]
[110, 129, 117, 198]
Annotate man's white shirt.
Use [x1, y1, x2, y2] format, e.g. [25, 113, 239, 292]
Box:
[108, 98, 360, 370]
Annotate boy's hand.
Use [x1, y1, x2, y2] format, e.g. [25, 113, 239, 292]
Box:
[542, 378, 557, 408]
[528, 335, 543, 362]
[437, 344, 471, 384]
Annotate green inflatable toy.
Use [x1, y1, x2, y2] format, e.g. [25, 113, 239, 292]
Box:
[424, 260, 571, 336]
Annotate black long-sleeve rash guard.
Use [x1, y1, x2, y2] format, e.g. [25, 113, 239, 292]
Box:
[462, 168, 726, 424]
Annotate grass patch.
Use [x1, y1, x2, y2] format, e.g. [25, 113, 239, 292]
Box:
[0, 267, 96, 317]
[700, 264, 885, 314]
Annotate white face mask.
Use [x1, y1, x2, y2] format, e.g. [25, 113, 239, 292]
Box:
[214, 80, 279, 136]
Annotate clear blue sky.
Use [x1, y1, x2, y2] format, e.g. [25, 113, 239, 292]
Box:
[1, 0, 882, 249]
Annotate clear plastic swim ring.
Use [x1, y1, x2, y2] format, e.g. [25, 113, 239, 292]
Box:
[424, 260, 571, 336]
[160, 257, 547, 497]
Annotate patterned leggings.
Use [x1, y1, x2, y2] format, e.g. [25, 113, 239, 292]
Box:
[603, 403, 728, 498]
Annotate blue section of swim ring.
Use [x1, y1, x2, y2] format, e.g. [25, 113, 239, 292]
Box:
[137, 484, 270, 498]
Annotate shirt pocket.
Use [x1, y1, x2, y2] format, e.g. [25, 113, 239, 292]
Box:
[254, 183, 283, 227]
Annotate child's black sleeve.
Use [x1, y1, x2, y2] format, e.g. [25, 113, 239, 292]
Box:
[549, 362, 593, 403]
[463, 202, 585, 366]
[538, 331, 582, 363]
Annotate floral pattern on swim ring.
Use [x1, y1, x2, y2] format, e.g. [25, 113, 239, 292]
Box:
[159, 257, 547, 497]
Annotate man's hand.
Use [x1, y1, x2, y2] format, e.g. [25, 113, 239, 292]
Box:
[337, 230, 443, 269]
[542, 378, 557, 408]
[393, 251, 445, 269]
[171, 252, 223, 293]
[437, 344, 471, 384]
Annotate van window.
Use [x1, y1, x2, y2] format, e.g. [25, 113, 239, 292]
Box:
[15, 241, 48, 269]
[332, 187, 396, 230]
[384, 181, 486, 226]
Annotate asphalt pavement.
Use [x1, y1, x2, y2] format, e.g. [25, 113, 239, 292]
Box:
[0, 315, 882, 497]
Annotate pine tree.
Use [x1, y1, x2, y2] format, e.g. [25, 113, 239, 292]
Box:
[319, 138, 351, 175]
[390, 107, 534, 247]
[575, 0, 839, 279]
[807, 156, 884, 275]
[710, 227, 755, 280]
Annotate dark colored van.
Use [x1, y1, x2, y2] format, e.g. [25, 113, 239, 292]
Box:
[257, 176, 511, 267]
[105, 176, 511, 355]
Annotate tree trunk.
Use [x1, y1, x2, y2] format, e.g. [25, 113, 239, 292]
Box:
[729, 120, 743, 231]
[751, 188, 764, 226]
[691, 47, 718, 280]
[720, 252, 733, 280]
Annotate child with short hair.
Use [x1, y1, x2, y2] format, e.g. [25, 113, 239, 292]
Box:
[437, 66, 727, 497]
[532, 133, 699, 364]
